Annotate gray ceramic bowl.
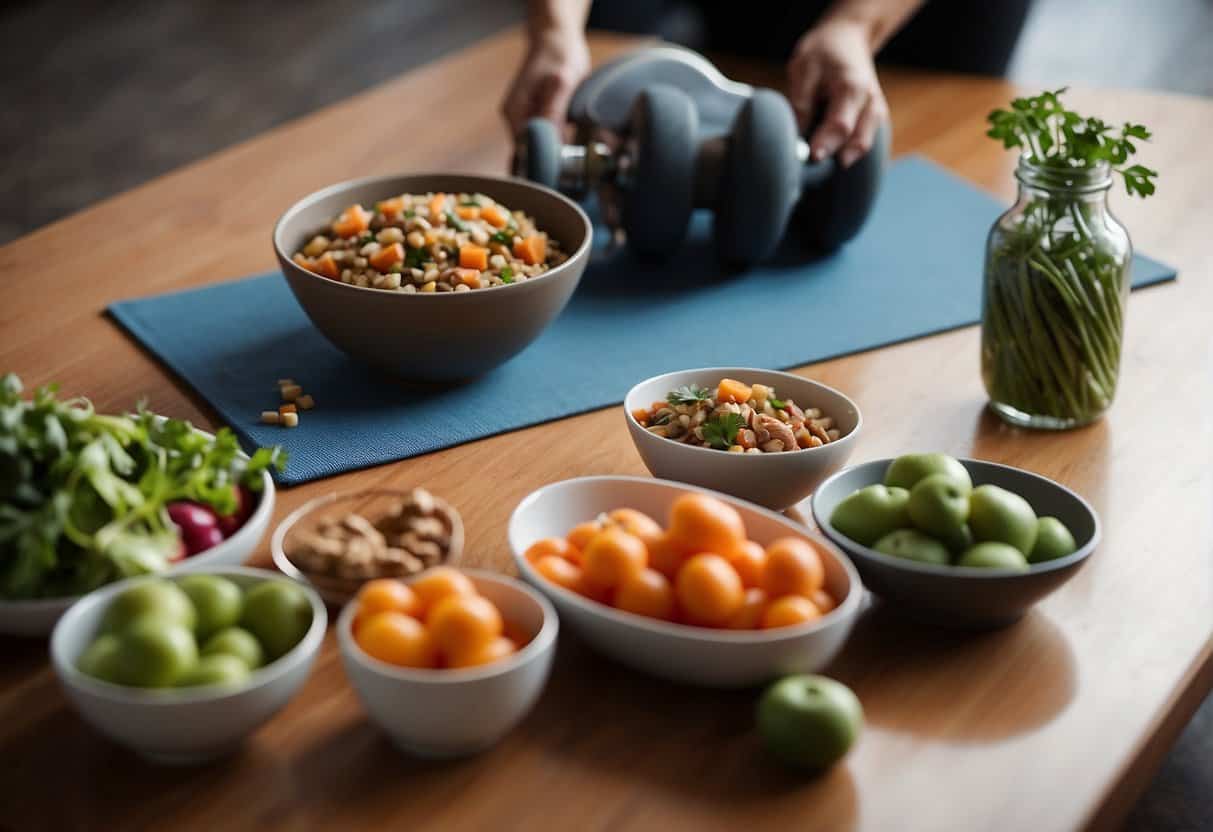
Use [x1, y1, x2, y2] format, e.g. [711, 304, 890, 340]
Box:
[273, 173, 592, 381]
[810, 458, 1100, 628]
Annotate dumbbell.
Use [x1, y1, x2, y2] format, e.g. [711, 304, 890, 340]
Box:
[513, 65, 887, 266]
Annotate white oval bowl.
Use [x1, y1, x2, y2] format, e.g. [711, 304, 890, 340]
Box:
[338, 569, 558, 758]
[50, 566, 326, 764]
[0, 465, 275, 638]
[624, 367, 861, 510]
[508, 476, 862, 688]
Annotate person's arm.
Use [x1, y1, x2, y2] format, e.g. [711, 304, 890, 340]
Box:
[501, 0, 593, 135]
[787, 0, 925, 166]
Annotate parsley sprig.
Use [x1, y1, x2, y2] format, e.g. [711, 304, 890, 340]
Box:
[702, 412, 745, 450]
[986, 88, 1157, 197]
[666, 385, 712, 406]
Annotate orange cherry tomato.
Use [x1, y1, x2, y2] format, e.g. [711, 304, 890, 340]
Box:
[525, 537, 580, 564]
[355, 611, 438, 668]
[647, 532, 687, 580]
[727, 588, 769, 629]
[411, 567, 477, 619]
[675, 553, 744, 627]
[614, 568, 676, 621]
[567, 520, 603, 551]
[761, 595, 822, 629]
[812, 588, 838, 614]
[762, 537, 825, 598]
[582, 527, 648, 591]
[535, 555, 584, 593]
[427, 595, 504, 660]
[356, 578, 420, 621]
[667, 493, 746, 557]
[447, 636, 517, 669]
[607, 508, 664, 547]
[726, 540, 766, 589]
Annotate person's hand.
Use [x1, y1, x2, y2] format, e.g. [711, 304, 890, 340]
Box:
[787, 19, 888, 168]
[501, 28, 591, 136]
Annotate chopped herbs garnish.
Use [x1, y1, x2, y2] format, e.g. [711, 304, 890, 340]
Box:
[702, 412, 745, 450]
[489, 229, 514, 245]
[768, 396, 786, 410]
[500, 266, 514, 284]
[459, 199, 482, 207]
[403, 209, 416, 219]
[445, 211, 469, 232]
[667, 385, 713, 406]
[404, 247, 428, 268]
[359, 232, 375, 245]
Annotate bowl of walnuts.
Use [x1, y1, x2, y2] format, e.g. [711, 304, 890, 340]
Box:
[271, 488, 464, 603]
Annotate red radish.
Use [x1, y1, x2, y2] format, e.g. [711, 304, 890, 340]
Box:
[216, 486, 255, 537]
[168, 501, 225, 555]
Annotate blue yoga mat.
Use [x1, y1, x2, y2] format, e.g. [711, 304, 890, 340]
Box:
[109, 156, 1176, 485]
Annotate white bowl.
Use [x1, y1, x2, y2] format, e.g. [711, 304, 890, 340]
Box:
[508, 476, 862, 688]
[624, 367, 861, 510]
[0, 467, 275, 638]
[338, 569, 558, 758]
[50, 567, 326, 764]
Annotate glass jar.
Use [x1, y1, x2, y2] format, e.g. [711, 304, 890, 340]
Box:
[980, 155, 1131, 429]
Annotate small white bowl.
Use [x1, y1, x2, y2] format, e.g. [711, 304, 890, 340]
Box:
[508, 476, 862, 688]
[624, 367, 861, 510]
[0, 467, 275, 638]
[50, 567, 326, 764]
[337, 569, 558, 758]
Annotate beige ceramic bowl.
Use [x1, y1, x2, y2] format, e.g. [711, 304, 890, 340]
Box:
[273, 173, 592, 381]
[625, 367, 861, 510]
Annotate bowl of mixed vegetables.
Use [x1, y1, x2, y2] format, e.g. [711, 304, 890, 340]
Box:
[624, 368, 861, 510]
[274, 173, 592, 381]
[0, 375, 283, 636]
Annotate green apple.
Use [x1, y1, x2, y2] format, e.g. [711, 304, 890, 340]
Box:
[77, 634, 123, 683]
[873, 529, 951, 565]
[240, 581, 312, 660]
[175, 654, 250, 689]
[907, 474, 971, 548]
[112, 616, 198, 687]
[757, 674, 863, 770]
[177, 574, 243, 639]
[958, 542, 1029, 571]
[100, 580, 196, 635]
[884, 453, 972, 491]
[969, 485, 1038, 555]
[1029, 517, 1077, 563]
[201, 626, 265, 670]
[829, 485, 911, 547]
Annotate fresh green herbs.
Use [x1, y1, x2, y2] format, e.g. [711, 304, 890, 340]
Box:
[489, 228, 515, 245]
[0, 375, 284, 599]
[358, 231, 375, 245]
[445, 211, 469, 232]
[666, 385, 712, 406]
[767, 396, 786, 410]
[986, 88, 1158, 197]
[404, 247, 428, 269]
[702, 412, 745, 450]
[500, 266, 514, 284]
[459, 199, 482, 207]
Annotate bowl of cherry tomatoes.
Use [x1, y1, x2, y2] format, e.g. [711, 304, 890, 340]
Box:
[508, 476, 862, 688]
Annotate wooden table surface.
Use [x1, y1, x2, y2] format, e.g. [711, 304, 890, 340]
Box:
[2, 28, 1211, 832]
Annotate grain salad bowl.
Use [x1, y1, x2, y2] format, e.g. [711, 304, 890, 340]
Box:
[811, 458, 1100, 628]
[625, 368, 861, 510]
[508, 476, 862, 688]
[274, 173, 592, 381]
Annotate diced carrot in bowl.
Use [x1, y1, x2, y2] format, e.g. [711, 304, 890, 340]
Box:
[455, 268, 482, 289]
[480, 204, 508, 228]
[376, 197, 404, 216]
[332, 204, 371, 239]
[459, 245, 489, 270]
[312, 252, 340, 279]
[717, 378, 752, 404]
[428, 193, 447, 219]
[456, 205, 480, 221]
[369, 243, 404, 272]
[513, 235, 546, 265]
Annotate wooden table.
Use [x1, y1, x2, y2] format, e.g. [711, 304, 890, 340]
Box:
[2, 28, 1211, 832]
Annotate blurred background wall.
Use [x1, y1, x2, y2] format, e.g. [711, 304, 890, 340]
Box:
[2, 1, 1210, 823]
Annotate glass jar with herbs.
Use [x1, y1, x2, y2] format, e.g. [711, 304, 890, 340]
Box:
[981, 89, 1157, 429]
